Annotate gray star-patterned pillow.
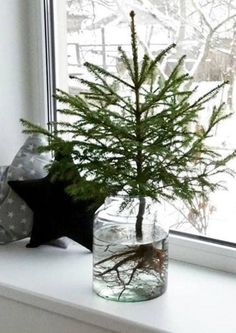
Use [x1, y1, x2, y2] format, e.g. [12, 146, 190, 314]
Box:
[7, 134, 50, 182]
[0, 134, 50, 244]
[0, 166, 9, 206]
[0, 190, 33, 243]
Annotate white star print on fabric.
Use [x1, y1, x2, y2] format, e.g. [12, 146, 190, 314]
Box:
[8, 212, 14, 218]
[20, 204, 26, 211]
[28, 144, 34, 151]
[7, 198, 14, 204]
[20, 218, 27, 224]
[9, 225, 15, 230]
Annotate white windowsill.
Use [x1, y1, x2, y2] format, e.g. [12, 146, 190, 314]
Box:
[0, 239, 236, 333]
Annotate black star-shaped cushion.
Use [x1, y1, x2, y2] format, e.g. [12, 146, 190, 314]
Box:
[8, 176, 101, 251]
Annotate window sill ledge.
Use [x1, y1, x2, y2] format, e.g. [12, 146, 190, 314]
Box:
[0, 239, 235, 333]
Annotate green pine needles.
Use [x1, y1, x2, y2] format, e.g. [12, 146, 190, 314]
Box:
[21, 11, 236, 212]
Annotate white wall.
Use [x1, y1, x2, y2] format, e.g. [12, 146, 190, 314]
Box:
[0, 0, 47, 165]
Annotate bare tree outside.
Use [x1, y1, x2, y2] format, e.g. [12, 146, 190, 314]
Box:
[56, 0, 236, 242]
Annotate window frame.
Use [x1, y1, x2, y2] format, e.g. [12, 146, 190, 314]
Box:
[169, 231, 236, 274]
[43, 0, 57, 124]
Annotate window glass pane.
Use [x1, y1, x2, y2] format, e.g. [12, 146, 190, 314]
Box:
[54, 0, 236, 244]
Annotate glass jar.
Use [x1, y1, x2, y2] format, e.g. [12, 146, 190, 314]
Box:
[93, 196, 169, 302]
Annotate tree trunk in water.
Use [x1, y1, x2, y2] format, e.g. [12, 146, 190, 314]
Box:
[135, 197, 146, 240]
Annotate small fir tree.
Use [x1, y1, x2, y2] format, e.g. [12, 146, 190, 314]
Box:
[21, 12, 236, 299]
[21, 11, 236, 240]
